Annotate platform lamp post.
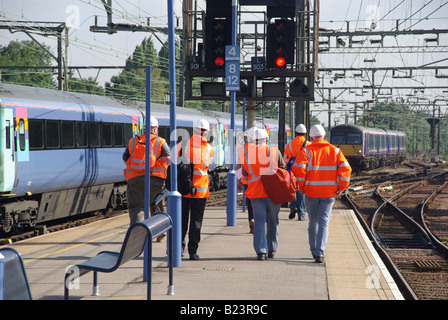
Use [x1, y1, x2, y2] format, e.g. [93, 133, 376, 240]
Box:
[166, 0, 182, 268]
[226, 0, 238, 226]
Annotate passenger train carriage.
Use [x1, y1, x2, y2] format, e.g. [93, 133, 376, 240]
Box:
[330, 124, 407, 172]
[0, 83, 286, 234]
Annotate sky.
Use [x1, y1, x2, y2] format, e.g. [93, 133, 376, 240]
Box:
[0, 0, 184, 84]
[1, 0, 447, 124]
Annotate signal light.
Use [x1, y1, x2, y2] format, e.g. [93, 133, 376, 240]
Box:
[214, 56, 225, 67]
[289, 78, 310, 98]
[266, 18, 295, 69]
[275, 57, 286, 68]
[204, 17, 228, 70]
[204, 1, 232, 71]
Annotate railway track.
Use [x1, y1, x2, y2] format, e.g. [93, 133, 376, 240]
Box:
[0, 189, 239, 245]
[0, 208, 125, 245]
[206, 189, 243, 207]
[343, 165, 448, 300]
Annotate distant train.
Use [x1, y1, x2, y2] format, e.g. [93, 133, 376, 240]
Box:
[0, 83, 287, 234]
[330, 124, 407, 171]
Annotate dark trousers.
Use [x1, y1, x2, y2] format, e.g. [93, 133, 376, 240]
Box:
[247, 197, 253, 222]
[182, 197, 207, 255]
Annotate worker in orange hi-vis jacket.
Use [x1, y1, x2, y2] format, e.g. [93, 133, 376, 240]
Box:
[283, 124, 310, 221]
[242, 127, 286, 261]
[122, 122, 157, 225]
[292, 124, 352, 263]
[179, 119, 214, 261]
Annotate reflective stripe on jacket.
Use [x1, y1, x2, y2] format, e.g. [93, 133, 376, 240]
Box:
[181, 134, 214, 199]
[292, 140, 351, 198]
[243, 144, 278, 199]
[238, 143, 251, 185]
[149, 134, 169, 179]
[123, 134, 156, 181]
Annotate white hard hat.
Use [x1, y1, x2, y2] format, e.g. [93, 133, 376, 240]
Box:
[243, 127, 256, 138]
[309, 124, 325, 137]
[295, 124, 307, 134]
[150, 116, 158, 127]
[253, 127, 269, 140]
[194, 119, 210, 132]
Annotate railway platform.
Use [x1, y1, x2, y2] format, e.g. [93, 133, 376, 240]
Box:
[5, 205, 403, 303]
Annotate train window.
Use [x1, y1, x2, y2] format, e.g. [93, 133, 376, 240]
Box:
[89, 122, 101, 147]
[29, 119, 44, 149]
[18, 119, 26, 151]
[331, 132, 346, 145]
[46, 120, 60, 149]
[61, 121, 75, 148]
[124, 123, 133, 143]
[367, 134, 374, 149]
[76, 122, 88, 148]
[102, 123, 112, 147]
[347, 133, 361, 145]
[5, 120, 11, 149]
[113, 123, 124, 146]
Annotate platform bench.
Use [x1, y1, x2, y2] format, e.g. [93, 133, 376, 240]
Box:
[0, 247, 32, 300]
[64, 212, 173, 300]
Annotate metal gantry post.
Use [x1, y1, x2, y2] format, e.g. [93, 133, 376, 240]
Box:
[166, 0, 182, 267]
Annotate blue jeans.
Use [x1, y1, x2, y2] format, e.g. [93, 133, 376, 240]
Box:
[250, 197, 280, 254]
[290, 191, 306, 218]
[305, 195, 335, 257]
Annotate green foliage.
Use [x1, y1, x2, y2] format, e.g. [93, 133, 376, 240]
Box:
[106, 37, 167, 102]
[67, 76, 105, 95]
[0, 40, 56, 88]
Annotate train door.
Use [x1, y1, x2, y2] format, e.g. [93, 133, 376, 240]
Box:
[0, 106, 15, 193]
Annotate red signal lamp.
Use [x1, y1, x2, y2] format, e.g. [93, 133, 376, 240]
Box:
[275, 57, 286, 68]
[214, 56, 225, 67]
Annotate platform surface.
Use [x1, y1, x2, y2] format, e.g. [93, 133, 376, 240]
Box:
[7, 205, 403, 302]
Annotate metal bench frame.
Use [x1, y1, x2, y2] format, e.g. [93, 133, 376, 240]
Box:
[0, 247, 32, 300]
[64, 213, 173, 300]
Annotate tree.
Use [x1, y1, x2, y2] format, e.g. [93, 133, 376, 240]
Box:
[106, 37, 166, 102]
[67, 76, 105, 95]
[0, 40, 56, 88]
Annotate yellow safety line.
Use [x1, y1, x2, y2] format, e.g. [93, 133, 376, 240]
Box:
[24, 229, 127, 264]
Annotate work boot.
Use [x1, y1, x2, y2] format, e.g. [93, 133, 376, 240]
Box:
[289, 208, 298, 220]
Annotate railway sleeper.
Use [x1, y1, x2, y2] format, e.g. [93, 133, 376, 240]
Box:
[379, 234, 432, 249]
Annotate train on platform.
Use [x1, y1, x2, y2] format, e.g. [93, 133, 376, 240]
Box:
[330, 124, 407, 172]
[0, 83, 288, 234]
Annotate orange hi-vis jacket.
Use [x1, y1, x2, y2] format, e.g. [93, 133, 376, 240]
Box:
[149, 134, 169, 179]
[124, 134, 156, 181]
[237, 143, 251, 185]
[292, 139, 351, 198]
[283, 135, 309, 162]
[242, 143, 278, 199]
[178, 134, 214, 199]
